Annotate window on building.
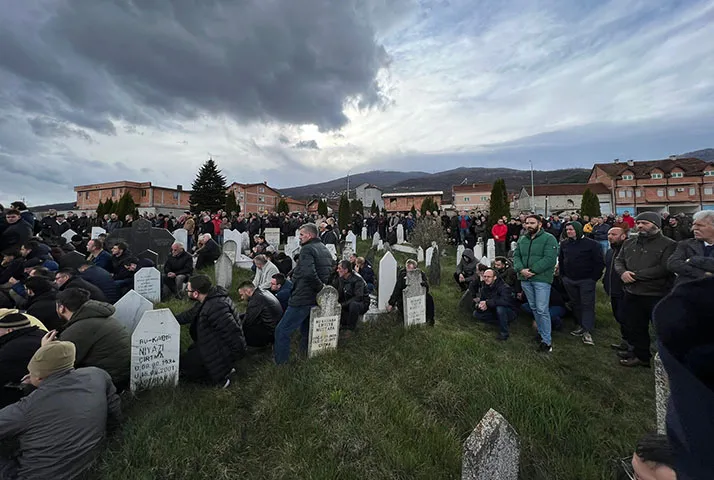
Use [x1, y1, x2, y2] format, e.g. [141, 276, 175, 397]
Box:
[85, 192, 89, 199]
[626, 190, 633, 198]
[705, 187, 714, 195]
[259, 187, 265, 193]
[111, 189, 116, 197]
[671, 172, 683, 178]
[480, 196, 489, 201]
[635, 190, 642, 198]
[705, 171, 714, 177]
[657, 189, 664, 197]
[622, 174, 634, 180]
[258, 196, 265, 203]
[668, 189, 676, 196]
[173, 192, 179, 200]
[618, 191, 625, 198]
[142, 190, 147, 197]
[651, 173, 663, 179]
[390, 198, 397, 204]
[690, 187, 696, 195]
[463, 197, 470, 202]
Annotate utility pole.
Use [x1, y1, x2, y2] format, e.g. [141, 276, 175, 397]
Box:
[530, 160, 535, 213]
[346, 169, 351, 201]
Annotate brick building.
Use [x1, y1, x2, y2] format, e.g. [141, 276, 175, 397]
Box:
[283, 197, 307, 213]
[589, 157, 714, 215]
[74, 181, 190, 215]
[452, 183, 492, 212]
[517, 183, 611, 215]
[227, 182, 282, 214]
[381, 191, 443, 213]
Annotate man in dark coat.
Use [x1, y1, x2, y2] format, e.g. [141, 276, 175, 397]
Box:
[332, 260, 370, 335]
[238, 281, 282, 348]
[0, 311, 44, 407]
[176, 275, 246, 387]
[54, 268, 107, 302]
[472, 269, 518, 341]
[86, 239, 113, 273]
[493, 256, 517, 288]
[667, 209, 714, 285]
[454, 248, 479, 291]
[604, 226, 629, 353]
[78, 263, 119, 304]
[24, 277, 64, 331]
[194, 234, 220, 270]
[163, 242, 194, 298]
[269, 273, 292, 312]
[0, 210, 33, 253]
[387, 259, 435, 325]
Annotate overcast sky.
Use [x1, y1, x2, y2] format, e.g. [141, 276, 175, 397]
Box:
[2, 0, 714, 205]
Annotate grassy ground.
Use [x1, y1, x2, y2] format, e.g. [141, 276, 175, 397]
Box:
[91, 240, 654, 479]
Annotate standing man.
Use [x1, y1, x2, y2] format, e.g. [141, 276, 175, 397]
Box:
[604, 226, 628, 353]
[512, 215, 559, 353]
[558, 222, 604, 346]
[668, 210, 714, 284]
[614, 213, 676, 367]
[491, 218, 508, 257]
[274, 223, 333, 365]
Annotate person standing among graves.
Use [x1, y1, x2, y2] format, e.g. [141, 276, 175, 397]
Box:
[162, 242, 194, 299]
[614, 213, 676, 367]
[662, 215, 692, 242]
[274, 223, 333, 365]
[472, 269, 518, 341]
[237, 281, 282, 348]
[512, 215, 559, 353]
[333, 260, 370, 338]
[491, 218, 508, 257]
[0, 312, 44, 408]
[454, 248, 479, 291]
[558, 221, 604, 346]
[604, 227, 630, 354]
[269, 273, 292, 312]
[667, 210, 714, 285]
[387, 259, 435, 326]
[177, 275, 246, 386]
[252, 254, 279, 290]
[0, 341, 122, 479]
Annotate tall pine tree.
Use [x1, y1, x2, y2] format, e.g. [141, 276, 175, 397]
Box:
[370, 200, 379, 215]
[580, 188, 601, 218]
[338, 195, 351, 232]
[488, 179, 510, 227]
[317, 199, 328, 217]
[276, 198, 289, 214]
[114, 192, 138, 220]
[189, 158, 227, 214]
[225, 191, 239, 214]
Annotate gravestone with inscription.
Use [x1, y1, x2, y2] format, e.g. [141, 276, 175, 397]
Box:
[223, 229, 241, 245]
[362, 226, 368, 240]
[106, 218, 175, 265]
[215, 253, 233, 289]
[461, 408, 520, 480]
[378, 252, 398, 311]
[134, 267, 161, 303]
[138, 249, 159, 266]
[58, 251, 87, 270]
[396, 224, 405, 244]
[91, 227, 106, 240]
[403, 269, 427, 326]
[113, 290, 153, 334]
[172, 228, 188, 247]
[240, 231, 250, 253]
[307, 286, 342, 358]
[61, 229, 78, 243]
[428, 246, 441, 286]
[223, 240, 238, 264]
[264, 228, 281, 249]
[346, 231, 357, 252]
[130, 309, 181, 392]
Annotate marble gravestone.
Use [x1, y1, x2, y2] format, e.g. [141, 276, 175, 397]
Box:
[654, 353, 670, 435]
[264, 228, 281, 249]
[510, 241, 517, 254]
[222, 240, 238, 264]
[479, 256, 491, 268]
[346, 231, 357, 253]
[377, 240, 384, 251]
[59, 251, 87, 270]
[475, 239, 484, 259]
[133, 267, 161, 303]
[130, 309, 181, 392]
[307, 286, 342, 358]
[223, 229, 241, 245]
[325, 243, 337, 261]
[172, 228, 188, 247]
[113, 290, 153, 334]
[61, 229, 77, 243]
[486, 239, 496, 262]
[91, 227, 106, 240]
[417, 246, 424, 263]
[428, 246, 441, 286]
[138, 249, 159, 266]
[106, 218, 175, 265]
[215, 253, 233, 289]
[461, 409, 520, 480]
[378, 252, 398, 311]
[342, 246, 354, 262]
[396, 224, 405, 244]
[457, 244, 465, 266]
[372, 232, 381, 248]
[362, 226, 368, 240]
[425, 246, 434, 267]
[240, 231, 251, 253]
[402, 269, 427, 327]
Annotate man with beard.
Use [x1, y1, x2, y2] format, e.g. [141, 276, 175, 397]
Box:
[512, 215, 559, 353]
[472, 269, 518, 341]
[604, 226, 629, 354]
[614, 213, 676, 367]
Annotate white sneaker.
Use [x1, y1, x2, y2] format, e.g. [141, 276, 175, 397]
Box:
[582, 333, 594, 346]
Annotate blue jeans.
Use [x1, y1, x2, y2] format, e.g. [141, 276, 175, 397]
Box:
[473, 306, 517, 337]
[520, 281, 552, 345]
[522, 304, 565, 330]
[598, 240, 609, 256]
[274, 305, 313, 365]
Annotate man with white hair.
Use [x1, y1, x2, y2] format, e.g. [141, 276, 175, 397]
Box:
[252, 254, 279, 290]
[163, 242, 194, 298]
[668, 210, 714, 285]
[194, 234, 220, 270]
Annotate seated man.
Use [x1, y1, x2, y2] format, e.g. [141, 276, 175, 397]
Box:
[354, 256, 375, 294]
[176, 275, 246, 387]
[54, 267, 107, 302]
[86, 238, 113, 272]
[252, 254, 279, 290]
[0, 312, 44, 408]
[454, 248, 478, 291]
[0, 341, 121, 479]
[333, 260, 370, 336]
[238, 281, 282, 348]
[269, 273, 292, 312]
[55, 288, 131, 389]
[493, 256, 517, 288]
[472, 269, 519, 341]
[194, 234, 220, 270]
[24, 276, 63, 331]
[387, 259, 435, 325]
[77, 262, 119, 303]
[163, 242, 194, 299]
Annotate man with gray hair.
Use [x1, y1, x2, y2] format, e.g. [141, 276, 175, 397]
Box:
[163, 242, 194, 299]
[668, 210, 714, 285]
[194, 234, 220, 270]
[252, 254, 279, 290]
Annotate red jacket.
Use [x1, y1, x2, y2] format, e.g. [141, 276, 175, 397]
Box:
[622, 215, 635, 228]
[211, 216, 222, 235]
[491, 223, 508, 242]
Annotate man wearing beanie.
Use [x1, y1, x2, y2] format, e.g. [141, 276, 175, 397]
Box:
[0, 312, 44, 408]
[0, 341, 121, 479]
[614, 212, 676, 367]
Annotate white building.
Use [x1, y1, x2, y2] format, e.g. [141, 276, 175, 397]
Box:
[517, 183, 612, 215]
[355, 183, 384, 212]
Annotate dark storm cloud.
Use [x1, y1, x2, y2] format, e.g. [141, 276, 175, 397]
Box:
[294, 140, 320, 150]
[28, 117, 94, 143]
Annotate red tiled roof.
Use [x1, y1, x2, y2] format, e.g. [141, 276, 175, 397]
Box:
[522, 183, 610, 196]
[594, 158, 709, 178]
[452, 183, 492, 193]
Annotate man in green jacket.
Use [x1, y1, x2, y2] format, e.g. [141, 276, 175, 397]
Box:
[512, 215, 559, 352]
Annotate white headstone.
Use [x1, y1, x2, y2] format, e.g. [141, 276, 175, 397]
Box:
[325, 243, 337, 261]
[378, 252, 398, 311]
[91, 226, 106, 240]
[235, 253, 254, 270]
[130, 309, 181, 392]
[222, 240, 238, 264]
[133, 267, 161, 303]
[215, 253, 233, 289]
[377, 240, 384, 251]
[396, 224, 405, 244]
[361, 226, 368, 240]
[307, 286, 342, 358]
[342, 246, 354, 261]
[487, 239, 496, 262]
[654, 353, 670, 435]
[479, 256, 491, 268]
[457, 244, 465, 266]
[372, 232, 381, 248]
[475, 239, 484, 259]
[61, 229, 77, 243]
[461, 409, 520, 480]
[264, 228, 281, 248]
[403, 270, 427, 327]
[172, 228, 188, 247]
[510, 241, 517, 253]
[223, 229, 241, 246]
[417, 246, 425, 263]
[425, 246, 434, 267]
[346, 230, 357, 252]
[113, 290, 153, 334]
[240, 231, 250, 253]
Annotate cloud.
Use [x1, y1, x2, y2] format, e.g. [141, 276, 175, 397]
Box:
[28, 117, 94, 143]
[293, 140, 320, 150]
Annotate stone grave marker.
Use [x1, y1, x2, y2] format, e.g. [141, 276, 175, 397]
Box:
[342, 246, 354, 261]
[487, 239, 496, 262]
[475, 239, 484, 259]
[372, 232, 381, 248]
[223, 240, 238, 264]
[138, 249, 159, 266]
[58, 251, 87, 270]
[91, 226, 106, 240]
[130, 309, 181, 392]
[362, 294, 381, 323]
[377, 240, 384, 251]
[479, 256, 491, 267]
[510, 241, 517, 253]
[325, 243, 337, 261]
[396, 224, 405, 244]
[264, 228, 281, 249]
[364, 246, 376, 266]
[113, 290, 153, 334]
[346, 230, 357, 252]
[426, 246, 434, 267]
[307, 286, 342, 358]
[428, 246, 441, 286]
[417, 246, 425, 263]
[361, 226, 368, 240]
[403, 269, 427, 327]
[378, 251, 398, 311]
[654, 353, 670, 435]
[172, 228, 188, 247]
[61, 229, 78, 243]
[457, 244, 465, 266]
[134, 266, 161, 303]
[240, 231, 251, 253]
[215, 253, 233, 289]
[461, 408, 520, 480]
[223, 229, 241, 245]
[105, 218, 175, 265]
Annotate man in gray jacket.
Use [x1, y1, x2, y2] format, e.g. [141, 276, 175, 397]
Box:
[0, 341, 121, 479]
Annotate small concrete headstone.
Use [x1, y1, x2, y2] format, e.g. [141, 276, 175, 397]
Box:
[215, 253, 233, 289]
[425, 246, 434, 267]
[475, 239, 484, 259]
[378, 252, 398, 311]
[240, 231, 251, 253]
[91, 227, 106, 240]
[130, 309, 181, 392]
[235, 253, 254, 270]
[134, 266, 161, 303]
[346, 231, 357, 252]
[113, 290, 153, 334]
[172, 228, 188, 247]
[403, 269, 427, 327]
[461, 408, 520, 480]
[342, 246, 354, 261]
[362, 294, 381, 323]
[428, 246, 441, 286]
[372, 232, 381, 248]
[264, 228, 281, 248]
[457, 244, 465, 266]
[223, 229, 241, 245]
[396, 224, 405, 244]
[138, 249, 159, 266]
[510, 241, 517, 253]
[377, 240, 384, 251]
[325, 243, 337, 261]
[361, 226, 368, 240]
[307, 286, 342, 358]
[61, 229, 78, 243]
[222, 240, 238, 264]
[487, 239, 496, 262]
[654, 353, 670, 435]
[417, 246, 424, 263]
[59, 251, 87, 270]
[479, 256, 491, 268]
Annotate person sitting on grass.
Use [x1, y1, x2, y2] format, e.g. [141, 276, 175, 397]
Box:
[454, 248, 478, 291]
[176, 275, 246, 387]
[387, 259, 435, 326]
[162, 242, 194, 299]
[354, 256, 375, 294]
[0, 312, 44, 408]
[238, 281, 282, 348]
[472, 269, 519, 341]
[492, 256, 517, 289]
[252, 254, 279, 290]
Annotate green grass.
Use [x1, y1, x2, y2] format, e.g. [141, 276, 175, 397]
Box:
[91, 240, 654, 479]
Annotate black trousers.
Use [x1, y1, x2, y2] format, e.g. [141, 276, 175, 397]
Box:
[495, 241, 506, 257]
[243, 323, 275, 348]
[610, 295, 628, 343]
[179, 344, 211, 384]
[341, 302, 370, 330]
[621, 293, 662, 362]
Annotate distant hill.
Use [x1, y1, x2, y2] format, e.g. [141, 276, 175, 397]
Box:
[280, 170, 428, 199]
[680, 148, 714, 162]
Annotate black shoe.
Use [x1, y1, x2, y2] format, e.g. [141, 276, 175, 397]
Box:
[620, 357, 651, 368]
[617, 350, 634, 359]
[610, 341, 630, 351]
[533, 334, 543, 343]
[496, 334, 509, 341]
[537, 342, 552, 353]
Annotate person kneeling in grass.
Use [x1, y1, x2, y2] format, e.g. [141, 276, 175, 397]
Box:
[472, 269, 519, 341]
[387, 259, 435, 326]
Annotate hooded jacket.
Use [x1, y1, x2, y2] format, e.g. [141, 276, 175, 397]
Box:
[59, 300, 131, 386]
[558, 222, 604, 282]
[455, 249, 478, 283]
[614, 231, 676, 297]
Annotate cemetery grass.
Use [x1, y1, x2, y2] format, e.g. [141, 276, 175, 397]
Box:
[92, 241, 654, 480]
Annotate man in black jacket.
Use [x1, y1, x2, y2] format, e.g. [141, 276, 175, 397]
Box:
[0, 210, 33, 253]
[238, 281, 282, 348]
[493, 257, 517, 288]
[24, 277, 63, 331]
[604, 227, 629, 353]
[77, 263, 119, 303]
[0, 311, 44, 407]
[473, 269, 518, 341]
[667, 209, 714, 285]
[387, 259, 435, 326]
[333, 260, 370, 336]
[163, 242, 194, 298]
[558, 221, 604, 346]
[454, 248, 478, 291]
[194, 234, 220, 270]
[176, 275, 246, 387]
[54, 268, 107, 302]
[274, 223, 333, 365]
